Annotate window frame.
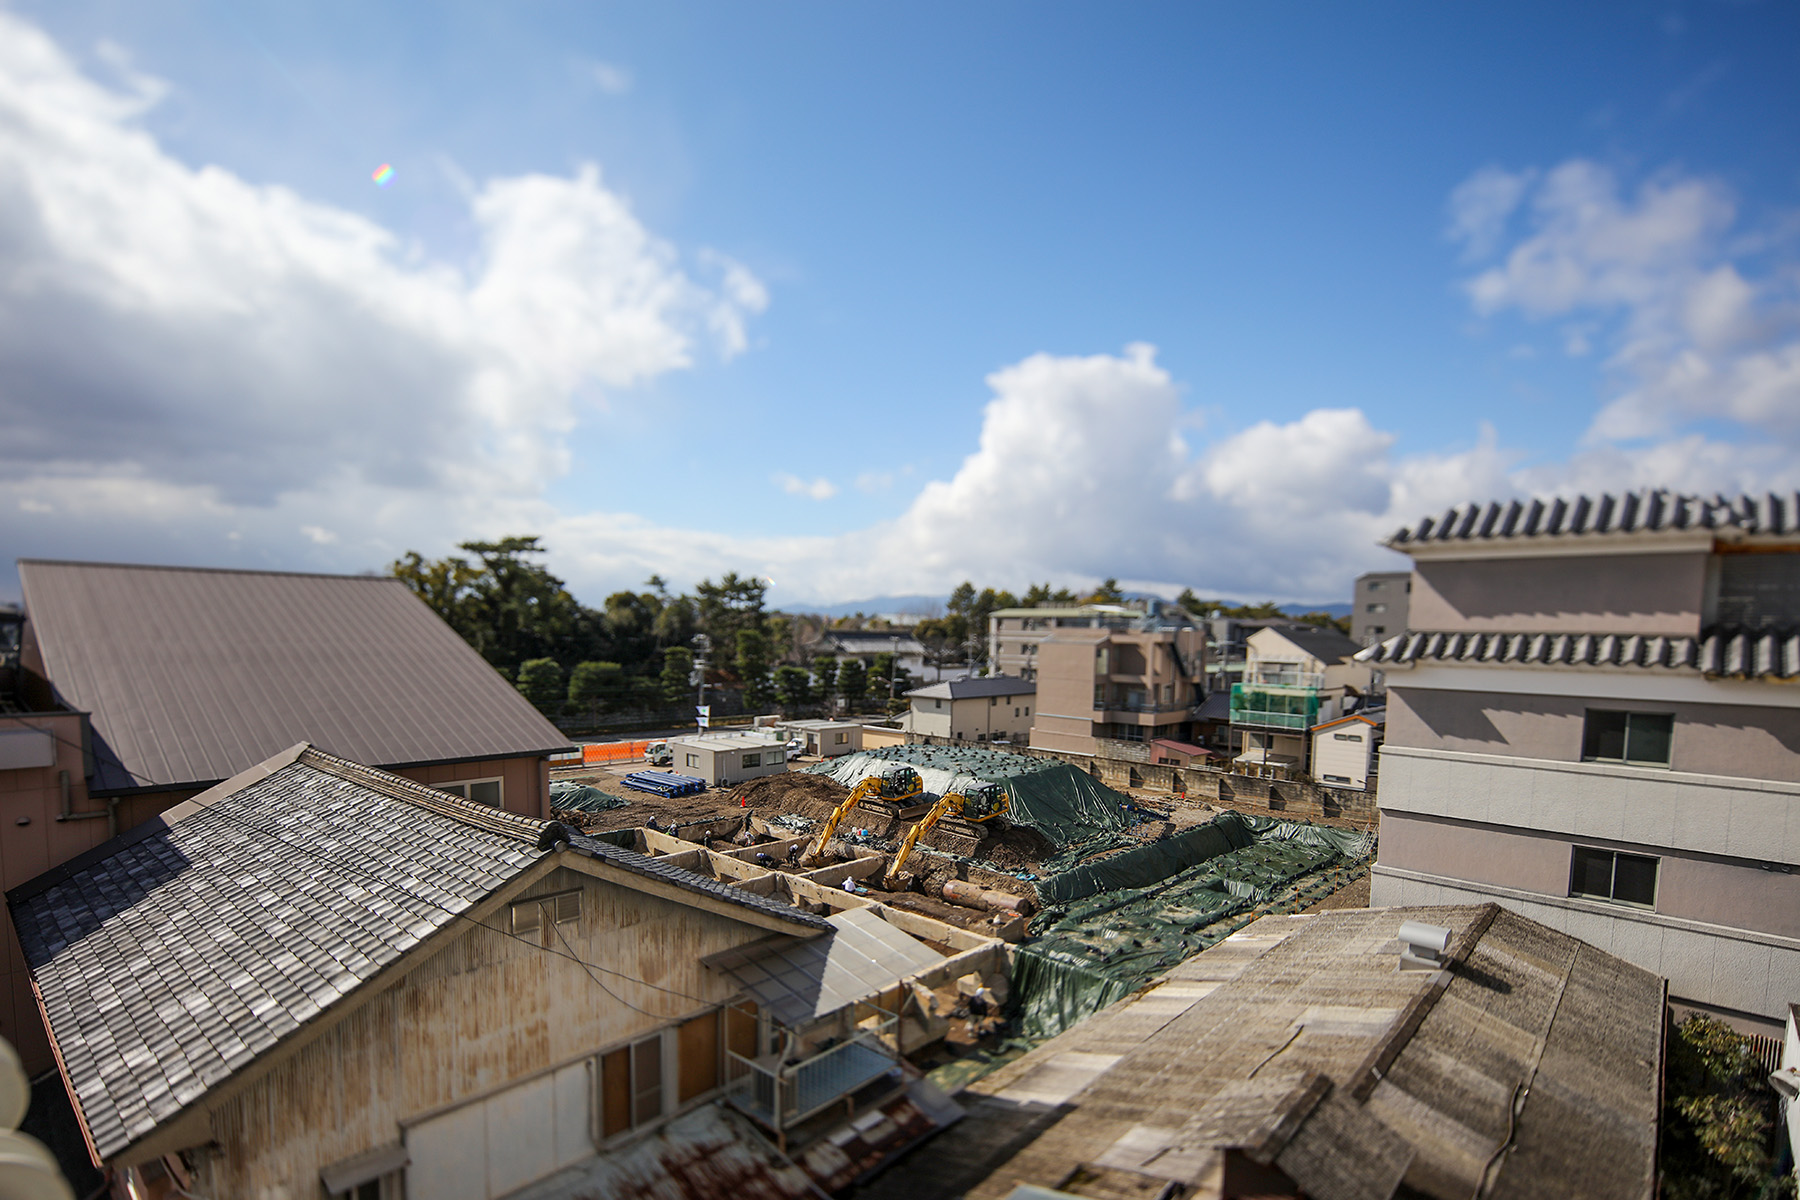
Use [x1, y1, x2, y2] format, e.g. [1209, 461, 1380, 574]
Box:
[509, 888, 583, 945]
[1580, 710, 1674, 768]
[435, 776, 505, 806]
[1568, 845, 1659, 908]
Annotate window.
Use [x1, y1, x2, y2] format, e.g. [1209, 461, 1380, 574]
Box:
[321, 1144, 408, 1199]
[1014, 707, 1020, 717]
[685, 753, 699, 767]
[600, 1033, 666, 1139]
[1369, 626, 1385, 636]
[1367, 581, 1383, 591]
[991, 696, 998, 706]
[1581, 711, 1674, 767]
[1024, 706, 1030, 716]
[1569, 847, 1658, 907]
[436, 777, 503, 806]
[834, 731, 849, 744]
[1364, 603, 1386, 613]
[1323, 774, 1352, 784]
[934, 698, 943, 709]
[741, 753, 761, 768]
[1333, 732, 1363, 742]
[510, 889, 581, 945]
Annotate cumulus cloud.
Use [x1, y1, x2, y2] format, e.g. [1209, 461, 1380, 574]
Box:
[773, 473, 838, 501]
[1453, 159, 1800, 441]
[0, 12, 763, 569]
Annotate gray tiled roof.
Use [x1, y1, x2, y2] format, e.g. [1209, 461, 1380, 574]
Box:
[905, 675, 1036, 701]
[8, 745, 547, 1160]
[18, 560, 573, 793]
[9, 746, 826, 1162]
[1355, 627, 1800, 680]
[1387, 488, 1800, 549]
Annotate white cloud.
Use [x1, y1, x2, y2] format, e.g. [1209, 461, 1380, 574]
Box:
[300, 525, 337, 545]
[590, 61, 633, 95]
[774, 473, 838, 501]
[0, 12, 764, 576]
[1447, 165, 1534, 259]
[1454, 159, 1800, 441]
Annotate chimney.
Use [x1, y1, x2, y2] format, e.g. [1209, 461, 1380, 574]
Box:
[1398, 920, 1452, 971]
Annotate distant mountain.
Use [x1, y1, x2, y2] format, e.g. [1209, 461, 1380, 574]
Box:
[1281, 602, 1352, 619]
[793, 594, 945, 619]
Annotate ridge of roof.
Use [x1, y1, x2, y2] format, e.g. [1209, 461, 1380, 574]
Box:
[1354, 626, 1800, 680]
[17, 557, 414, 584]
[905, 675, 1036, 699]
[555, 828, 833, 933]
[1387, 488, 1800, 549]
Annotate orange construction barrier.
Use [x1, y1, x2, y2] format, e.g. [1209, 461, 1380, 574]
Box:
[581, 740, 651, 765]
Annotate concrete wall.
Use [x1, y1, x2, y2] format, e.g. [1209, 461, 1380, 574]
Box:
[1409, 552, 1706, 635]
[1350, 572, 1411, 646]
[189, 864, 765, 1198]
[1387, 686, 1800, 782]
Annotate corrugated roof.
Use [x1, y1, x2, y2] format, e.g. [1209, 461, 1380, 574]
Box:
[905, 675, 1036, 701]
[18, 560, 573, 793]
[705, 906, 944, 1027]
[945, 905, 1662, 1200]
[1354, 627, 1800, 680]
[1387, 488, 1800, 549]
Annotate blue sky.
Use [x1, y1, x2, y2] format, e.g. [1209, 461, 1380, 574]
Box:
[2, 1, 1797, 608]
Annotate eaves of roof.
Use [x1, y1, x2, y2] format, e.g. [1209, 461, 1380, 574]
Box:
[1387, 488, 1800, 551]
[1355, 627, 1800, 680]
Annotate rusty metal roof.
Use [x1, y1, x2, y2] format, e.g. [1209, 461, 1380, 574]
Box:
[18, 559, 572, 793]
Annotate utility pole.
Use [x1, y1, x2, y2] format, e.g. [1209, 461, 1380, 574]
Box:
[888, 634, 900, 712]
[691, 633, 711, 732]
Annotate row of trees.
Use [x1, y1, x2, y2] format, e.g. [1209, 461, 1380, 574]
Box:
[391, 539, 1347, 721]
[390, 538, 915, 721]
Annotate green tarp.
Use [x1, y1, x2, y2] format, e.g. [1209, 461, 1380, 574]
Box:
[802, 746, 1142, 846]
[549, 782, 629, 813]
[1035, 811, 1256, 906]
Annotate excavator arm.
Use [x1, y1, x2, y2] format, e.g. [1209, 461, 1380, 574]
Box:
[883, 793, 960, 889]
[803, 776, 879, 866]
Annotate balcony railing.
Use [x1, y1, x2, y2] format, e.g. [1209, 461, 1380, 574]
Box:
[1245, 669, 1323, 689]
[725, 1017, 902, 1133]
[1229, 682, 1320, 730]
[1228, 707, 1314, 730]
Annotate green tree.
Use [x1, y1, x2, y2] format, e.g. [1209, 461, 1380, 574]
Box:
[1662, 1014, 1791, 1199]
[736, 628, 775, 711]
[567, 661, 623, 715]
[602, 590, 661, 671]
[1084, 577, 1125, 604]
[392, 537, 586, 676]
[1293, 611, 1353, 637]
[695, 572, 767, 650]
[812, 654, 840, 710]
[773, 665, 813, 713]
[389, 550, 481, 636]
[660, 647, 695, 711]
[516, 658, 565, 716]
[837, 658, 868, 711]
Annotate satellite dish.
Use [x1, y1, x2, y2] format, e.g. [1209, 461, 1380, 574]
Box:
[0, 1039, 27, 1130]
[0, 1130, 75, 1200]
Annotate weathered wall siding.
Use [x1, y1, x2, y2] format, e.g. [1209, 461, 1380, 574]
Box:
[1410, 552, 1706, 634]
[396, 754, 549, 820]
[192, 866, 764, 1198]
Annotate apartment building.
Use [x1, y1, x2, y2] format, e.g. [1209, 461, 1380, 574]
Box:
[1362, 489, 1800, 1030]
[1351, 569, 1411, 647]
[901, 676, 1036, 744]
[987, 603, 1147, 680]
[1027, 615, 1207, 757]
[1228, 625, 1370, 773]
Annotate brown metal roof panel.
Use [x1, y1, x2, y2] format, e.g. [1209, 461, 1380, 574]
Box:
[19, 561, 571, 792]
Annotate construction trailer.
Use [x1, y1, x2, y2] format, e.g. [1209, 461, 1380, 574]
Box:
[669, 731, 790, 787]
[772, 718, 864, 758]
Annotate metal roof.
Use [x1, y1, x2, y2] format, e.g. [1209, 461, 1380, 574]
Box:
[1354, 627, 1800, 680]
[905, 675, 1036, 701]
[18, 560, 573, 793]
[704, 906, 943, 1027]
[1387, 488, 1800, 550]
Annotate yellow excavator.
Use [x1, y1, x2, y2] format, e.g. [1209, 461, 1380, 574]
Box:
[801, 766, 923, 866]
[883, 782, 1008, 889]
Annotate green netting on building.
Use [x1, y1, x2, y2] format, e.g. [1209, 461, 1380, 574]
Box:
[549, 781, 629, 813]
[803, 745, 1142, 846]
[1009, 811, 1375, 1041]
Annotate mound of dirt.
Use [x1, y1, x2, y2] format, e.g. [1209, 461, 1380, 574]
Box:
[967, 822, 1054, 870]
[729, 773, 853, 819]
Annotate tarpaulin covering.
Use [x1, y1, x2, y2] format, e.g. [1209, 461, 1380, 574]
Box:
[1008, 811, 1376, 1040]
[803, 746, 1142, 846]
[549, 781, 629, 813]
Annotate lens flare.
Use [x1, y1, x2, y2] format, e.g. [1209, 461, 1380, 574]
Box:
[371, 164, 394, 186]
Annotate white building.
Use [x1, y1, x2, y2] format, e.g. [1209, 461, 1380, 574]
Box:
[668, 731, 789, 786]
[900, 676, 1036, 745]
[1308, 711, 1382, 791]
[772, 718, 863, 758]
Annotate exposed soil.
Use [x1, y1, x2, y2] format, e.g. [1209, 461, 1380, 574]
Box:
[1300, 873, 1371, 913]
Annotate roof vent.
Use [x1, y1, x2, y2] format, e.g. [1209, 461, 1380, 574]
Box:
[1398, 920, 1452, 972]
